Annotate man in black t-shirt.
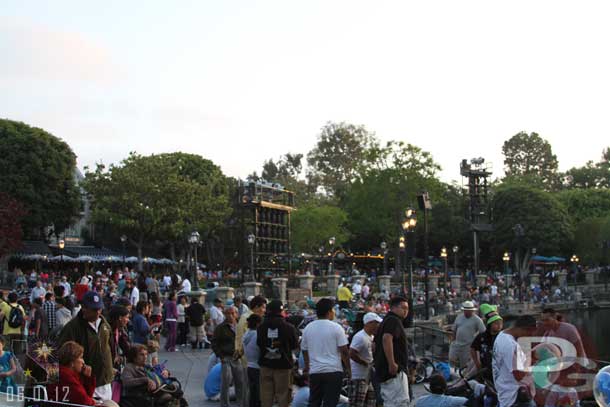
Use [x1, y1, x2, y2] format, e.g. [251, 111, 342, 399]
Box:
[470, 306, 503, 382]
[373, 296, 410, 407]
[185, 297, 206, 349]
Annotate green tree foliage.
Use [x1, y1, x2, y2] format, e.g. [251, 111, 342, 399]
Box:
[83, 152, 231, 264]
[258, 153, 318, 205]
[491, 185, 573, 275]
[502, 132, 559, 189]
[307, 122, 378, 200]
[564, 147, 610, 189]
[556, 189, 610, 223]
[0, 119, 80, 238]
[344, 142, 445, 252]
[572, 217, 610, 265]
[0, 193, 26, 257]
[291, 205, 349, 253]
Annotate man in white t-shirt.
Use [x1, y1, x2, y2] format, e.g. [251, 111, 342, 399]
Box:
[349, 312, 382, 407]
[493, 315, 537, 407]
[352, 281, 362, 297]
[128, 280, 139, 307]
[182, 277, 192, 293]
[302, 298, 350, 407]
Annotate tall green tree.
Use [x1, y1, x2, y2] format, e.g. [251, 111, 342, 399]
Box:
[291, 205, 349, 253]
[564, 147, 610, 189]
[344, 141, 444, 253]
[502, 132, 559, 189]
[572, 217, 610, 265]
[83, 152, 231, 266]
[491, 185, 573, 276]
[307, 122, 378, 200]
[556, 189, 610, 223]
[0, 119, 80, 238]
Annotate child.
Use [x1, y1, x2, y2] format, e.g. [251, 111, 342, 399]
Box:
[0, 336, 18, 394]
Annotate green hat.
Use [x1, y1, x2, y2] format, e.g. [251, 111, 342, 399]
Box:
[487, 314, 503, 326]
[479, 303, 497, 317]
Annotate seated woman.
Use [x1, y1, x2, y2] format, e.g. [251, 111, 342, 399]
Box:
[121, 344, 186, 407]
[48, 341, 118, 407]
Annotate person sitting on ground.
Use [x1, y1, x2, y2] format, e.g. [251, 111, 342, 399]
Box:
[414, 374, 468, 407]
[48, 341, 118, 407]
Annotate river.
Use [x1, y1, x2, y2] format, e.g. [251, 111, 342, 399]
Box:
[563, 307, 610, 363]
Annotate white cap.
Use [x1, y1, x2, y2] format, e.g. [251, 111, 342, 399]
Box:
[363, 312, 383, 324]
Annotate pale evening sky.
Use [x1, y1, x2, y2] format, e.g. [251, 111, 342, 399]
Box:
[1, 1, 609, 183]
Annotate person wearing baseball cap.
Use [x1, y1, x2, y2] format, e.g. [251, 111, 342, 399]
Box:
[349, 312, 382, 407]
[257, 300, 299, 407]
[58, 291, 114, 402]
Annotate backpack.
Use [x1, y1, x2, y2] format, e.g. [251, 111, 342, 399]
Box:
[8, 305, 24, 329]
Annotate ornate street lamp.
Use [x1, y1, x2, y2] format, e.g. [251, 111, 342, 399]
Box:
[503, 251, 511, 296]
[452, 245, 459, 278]
[329, 237, 336, 275]
[189, 231, 201, 291]
[58, 239, 65, 272]
[440, 246, 448, 297]
[571, 254, 580, 287]
[402, 207, 417, 300]
[247, 233, 256, 281]
[381, 241, 388, 276]
[120, 235, 127, 268]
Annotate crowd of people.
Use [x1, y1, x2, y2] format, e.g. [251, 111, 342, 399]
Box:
[0, 265, 595, 407]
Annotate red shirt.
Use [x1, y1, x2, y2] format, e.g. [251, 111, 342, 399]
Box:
[47, 365, 96, 406]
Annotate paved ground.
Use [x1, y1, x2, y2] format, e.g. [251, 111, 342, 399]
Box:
[159, 346, 428, 407]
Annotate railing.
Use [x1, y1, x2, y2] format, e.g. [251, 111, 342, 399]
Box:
[409, 323, 451, 363]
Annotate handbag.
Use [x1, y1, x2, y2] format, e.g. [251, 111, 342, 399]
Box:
[111, 376, 122, 403]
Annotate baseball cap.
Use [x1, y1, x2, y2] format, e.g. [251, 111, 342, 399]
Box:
[82, 291, 104, 310]
[268, 300, 284, 314]
[363, 312, 383, 324]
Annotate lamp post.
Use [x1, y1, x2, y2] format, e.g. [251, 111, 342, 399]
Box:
[189, 231, 201, 291]
[247, 233, 256, 281]
[120, 235, 127, 269]
[571, 254, 579, 288]
[329, 237, 336, 275]
[381, 241, 387, 276]
[503, 251, 510, 296]
[440, 247, 448, 297]
[452, 245, 459, 278]
[59, 239, 65, 273]
[402, 208, 417, 300]
[399, 236, 406, 294]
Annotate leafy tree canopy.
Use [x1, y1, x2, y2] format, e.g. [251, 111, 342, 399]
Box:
[307, 122, 379, 200]
[83, 152, 231, 259]
[564, 147, 610, 189]
[491, 184, 573, 274]
[502, 132, 559, 190]
[291, 204, 349, 253]
[556, 188, 610, 223]
[0, 119, 80, 239]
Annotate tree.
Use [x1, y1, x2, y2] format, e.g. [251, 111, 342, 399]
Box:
[0, 119, 80, 238]
[572, 217, 610, 265]
[307, 122, 378, 199]
[556, 189, 610, 224]
[259, 153, 318, 205]
[291, 205, 349, 253]
[491, 185, 573, 277]
[565, 147, 610, 189]
[343, 141, 444, 253]
[502, 132, 559, 189]
[0, 193, 26, 258]
[83, 152, 231, 267]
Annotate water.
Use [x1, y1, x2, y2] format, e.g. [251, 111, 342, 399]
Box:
[563, 308, 610, 363]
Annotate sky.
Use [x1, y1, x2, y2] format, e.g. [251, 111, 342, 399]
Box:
[2, 1, 610, 183]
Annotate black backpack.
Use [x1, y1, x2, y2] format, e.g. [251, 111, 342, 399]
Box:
[8, 305, 24, 329]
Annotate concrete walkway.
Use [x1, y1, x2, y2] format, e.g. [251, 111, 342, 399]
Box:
[159, 346, 429, 407]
